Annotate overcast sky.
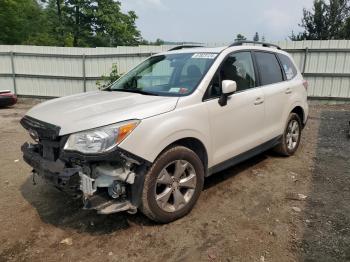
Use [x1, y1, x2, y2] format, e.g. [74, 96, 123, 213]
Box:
[119, 0, 315, 43]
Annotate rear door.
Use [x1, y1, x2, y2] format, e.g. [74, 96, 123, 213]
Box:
[204, 51, 265, 166]
[254, 51, 287, 141]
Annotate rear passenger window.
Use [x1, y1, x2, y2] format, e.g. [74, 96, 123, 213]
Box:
[277, 53, 297, 80]
[255, 52, 283, 85]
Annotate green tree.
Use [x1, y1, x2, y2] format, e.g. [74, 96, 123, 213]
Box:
[327, 0, 349, 38]
[253, 32, 260, 42]
[63, 0, 94, 47]
[154, 38, 165, 45]
[342, 16, 350, 37]
[42, 0, 67, 46]
[96, 63, 120, 88]
[295, 0, 329, 40]
[139, 38, 165, 45]
[292, 0, 350, 40]
[62, 0, 141, 47]
[26, 0, 71, 46]
[235, 34, 247, 41]
[0, 0, 142, 46]
[0, 0, 47, 44]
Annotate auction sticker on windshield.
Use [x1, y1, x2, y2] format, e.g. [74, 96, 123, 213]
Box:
[192, 53, 217, 59]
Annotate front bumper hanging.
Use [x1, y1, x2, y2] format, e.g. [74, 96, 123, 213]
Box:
[21, 142, 80, 191]
[21, 142, 147, 214]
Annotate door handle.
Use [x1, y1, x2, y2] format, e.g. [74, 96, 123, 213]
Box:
[254, 97, 264, 105]
[285, 88, 292, 94]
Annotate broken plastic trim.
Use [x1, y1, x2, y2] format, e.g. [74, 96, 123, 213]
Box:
[21, 139, 150, 214]
[20, 116, 61, 140]
[60, 146, 151, 166]
[21, 143, 80, 178]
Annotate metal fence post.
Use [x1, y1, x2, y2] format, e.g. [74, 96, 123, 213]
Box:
[302, 47, 309, 74]
[10, 51, 17, 94]
[82, 54, 86, 92]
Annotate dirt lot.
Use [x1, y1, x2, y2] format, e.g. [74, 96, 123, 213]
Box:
[0, 99, 349, 262]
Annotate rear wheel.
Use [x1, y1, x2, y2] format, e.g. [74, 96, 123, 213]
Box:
[140, 146, 204, 223]
[274, 113, 302, 156]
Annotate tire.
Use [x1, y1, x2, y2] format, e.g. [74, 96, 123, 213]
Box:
[140, 146, 204, 223]
[274, 113, 302, 156]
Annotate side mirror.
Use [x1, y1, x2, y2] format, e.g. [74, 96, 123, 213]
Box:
[222, 80, 237, 94]
[219, 80, 237, 106]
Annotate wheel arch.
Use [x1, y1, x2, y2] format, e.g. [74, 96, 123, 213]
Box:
[291, 105, 305, 126]
[156, 137, 209, 175]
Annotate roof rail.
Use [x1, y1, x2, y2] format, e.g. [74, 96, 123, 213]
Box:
[229, 40, 281, 50]
[168, 45, 204, 51]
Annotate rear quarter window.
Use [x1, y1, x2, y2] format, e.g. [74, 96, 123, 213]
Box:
[277, 53, 298, 80]
[255, 52, 284, 86]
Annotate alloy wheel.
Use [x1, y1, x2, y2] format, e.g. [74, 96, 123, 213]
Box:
[155, 160, 197, 213]
[286, 119, 300, 151]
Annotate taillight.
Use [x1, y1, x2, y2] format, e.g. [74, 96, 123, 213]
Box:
[302, 80, 309, 91]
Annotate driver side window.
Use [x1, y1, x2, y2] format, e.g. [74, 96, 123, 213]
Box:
[204, 52, 256, 100]
[221, 52, 256, 92]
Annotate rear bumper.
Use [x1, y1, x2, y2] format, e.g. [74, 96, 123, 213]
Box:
[21, 142, 80, 193]
[304, 101, 309, 125]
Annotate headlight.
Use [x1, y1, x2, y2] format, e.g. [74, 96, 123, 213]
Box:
[64, 120, 140, 154]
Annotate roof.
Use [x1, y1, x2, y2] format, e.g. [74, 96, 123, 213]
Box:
[159, 43, 288, 56]
[163, 46, 227, 54]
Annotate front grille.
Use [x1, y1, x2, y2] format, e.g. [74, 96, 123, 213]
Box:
[21, 116, 62, 161]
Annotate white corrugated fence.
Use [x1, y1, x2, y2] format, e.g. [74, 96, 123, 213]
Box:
[0, 40, 350, 99]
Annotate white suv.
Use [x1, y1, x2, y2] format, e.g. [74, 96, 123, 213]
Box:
[21, 41, 308, 223]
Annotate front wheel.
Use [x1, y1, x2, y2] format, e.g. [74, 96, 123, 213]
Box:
[140, 146, 204, 223]
[274, 113, 302, 156]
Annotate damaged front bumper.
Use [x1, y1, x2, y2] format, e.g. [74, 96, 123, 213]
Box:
[21, 142, 149, 214]
[21, 143, 80, 192]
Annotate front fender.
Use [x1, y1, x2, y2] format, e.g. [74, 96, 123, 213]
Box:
[118, 105, 211, 166]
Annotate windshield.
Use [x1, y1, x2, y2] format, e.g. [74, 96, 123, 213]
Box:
[107, 52, 218, 96]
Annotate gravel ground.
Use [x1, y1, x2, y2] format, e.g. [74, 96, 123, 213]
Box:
[0, 99, 349, 262]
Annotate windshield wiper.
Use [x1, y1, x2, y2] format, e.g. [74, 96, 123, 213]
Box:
[109, 89, 159, 96]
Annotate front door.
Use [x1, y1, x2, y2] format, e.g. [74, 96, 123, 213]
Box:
[204, 51, 265, 166]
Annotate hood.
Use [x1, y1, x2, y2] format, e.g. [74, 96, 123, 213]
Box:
[26, 91, 179, 135]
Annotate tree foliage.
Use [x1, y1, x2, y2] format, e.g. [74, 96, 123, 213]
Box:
[96, 63, 120, 88]
[140, 38, 165, 45]
[253, 32, 260, 42]
[235, 34, 247, 41]
[292, 0, 350, 40]
[0, 0, 142, 46]
[0, 0, 47, 45]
